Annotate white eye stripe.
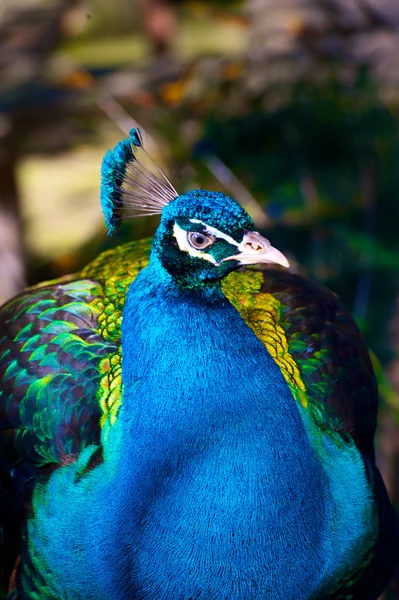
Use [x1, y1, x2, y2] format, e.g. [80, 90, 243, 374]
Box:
[189, 219, 239, 247]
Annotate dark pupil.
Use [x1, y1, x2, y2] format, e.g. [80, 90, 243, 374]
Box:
[193, 233, 206, 247]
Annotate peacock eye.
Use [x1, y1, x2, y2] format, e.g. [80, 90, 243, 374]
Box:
[187, 231, 215, 250]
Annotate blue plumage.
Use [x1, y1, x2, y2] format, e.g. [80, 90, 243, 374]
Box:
[30, 265, 329, 599]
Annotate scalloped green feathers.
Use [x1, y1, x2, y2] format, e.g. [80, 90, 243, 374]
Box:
[0, 279, 115, 466]
[100, 129, 177, 234]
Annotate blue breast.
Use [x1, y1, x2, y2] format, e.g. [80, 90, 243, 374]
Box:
[27, 260, 342, 600]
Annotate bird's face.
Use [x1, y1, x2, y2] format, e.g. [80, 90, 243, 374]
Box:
[152, 190, 289, 289]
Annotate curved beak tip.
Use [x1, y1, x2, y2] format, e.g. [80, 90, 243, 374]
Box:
[267, 247, 290, 269]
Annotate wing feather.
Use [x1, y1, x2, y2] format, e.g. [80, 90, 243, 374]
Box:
[222, 266, 378, 458]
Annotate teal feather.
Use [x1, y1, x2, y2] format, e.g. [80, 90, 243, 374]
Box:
[100, 129, 143, 235]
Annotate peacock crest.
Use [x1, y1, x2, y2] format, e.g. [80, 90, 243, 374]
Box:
[100, 128, 178, 234]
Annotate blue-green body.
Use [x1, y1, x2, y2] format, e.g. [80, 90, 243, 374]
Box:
[25, 254, 375, 599]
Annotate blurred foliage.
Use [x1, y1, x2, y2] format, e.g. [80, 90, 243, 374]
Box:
[202, 77, 399, 362]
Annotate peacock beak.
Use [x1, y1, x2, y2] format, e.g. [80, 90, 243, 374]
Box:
[222, 231, 290, 268]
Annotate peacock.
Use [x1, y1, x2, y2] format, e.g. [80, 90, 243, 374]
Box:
[0, 129, 397, 599]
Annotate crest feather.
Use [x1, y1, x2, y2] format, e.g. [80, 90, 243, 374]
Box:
[100, 128, 178, 235]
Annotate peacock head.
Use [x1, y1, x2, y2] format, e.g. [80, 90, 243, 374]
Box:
[101, 129, 289, 289]
[151, 189, 289, 288]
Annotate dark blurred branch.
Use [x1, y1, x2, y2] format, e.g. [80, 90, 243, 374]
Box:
[0, 0, 86, 303]
[0, 152, 25, 305]
[353, 162, 376, 320]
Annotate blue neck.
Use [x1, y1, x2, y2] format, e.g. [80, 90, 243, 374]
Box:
[120, 256, 303, 442]
[121, 256, 269, 432]
[102, 256, 331, 598]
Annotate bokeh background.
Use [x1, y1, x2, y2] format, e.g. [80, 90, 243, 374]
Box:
[0, 0, 398, 596]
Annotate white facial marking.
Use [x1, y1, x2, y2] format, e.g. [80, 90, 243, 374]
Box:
[173, 223, 217, 264]
[189, 219, 239, 247]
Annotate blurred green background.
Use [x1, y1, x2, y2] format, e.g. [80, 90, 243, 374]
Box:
[0, 0, 399, 596]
